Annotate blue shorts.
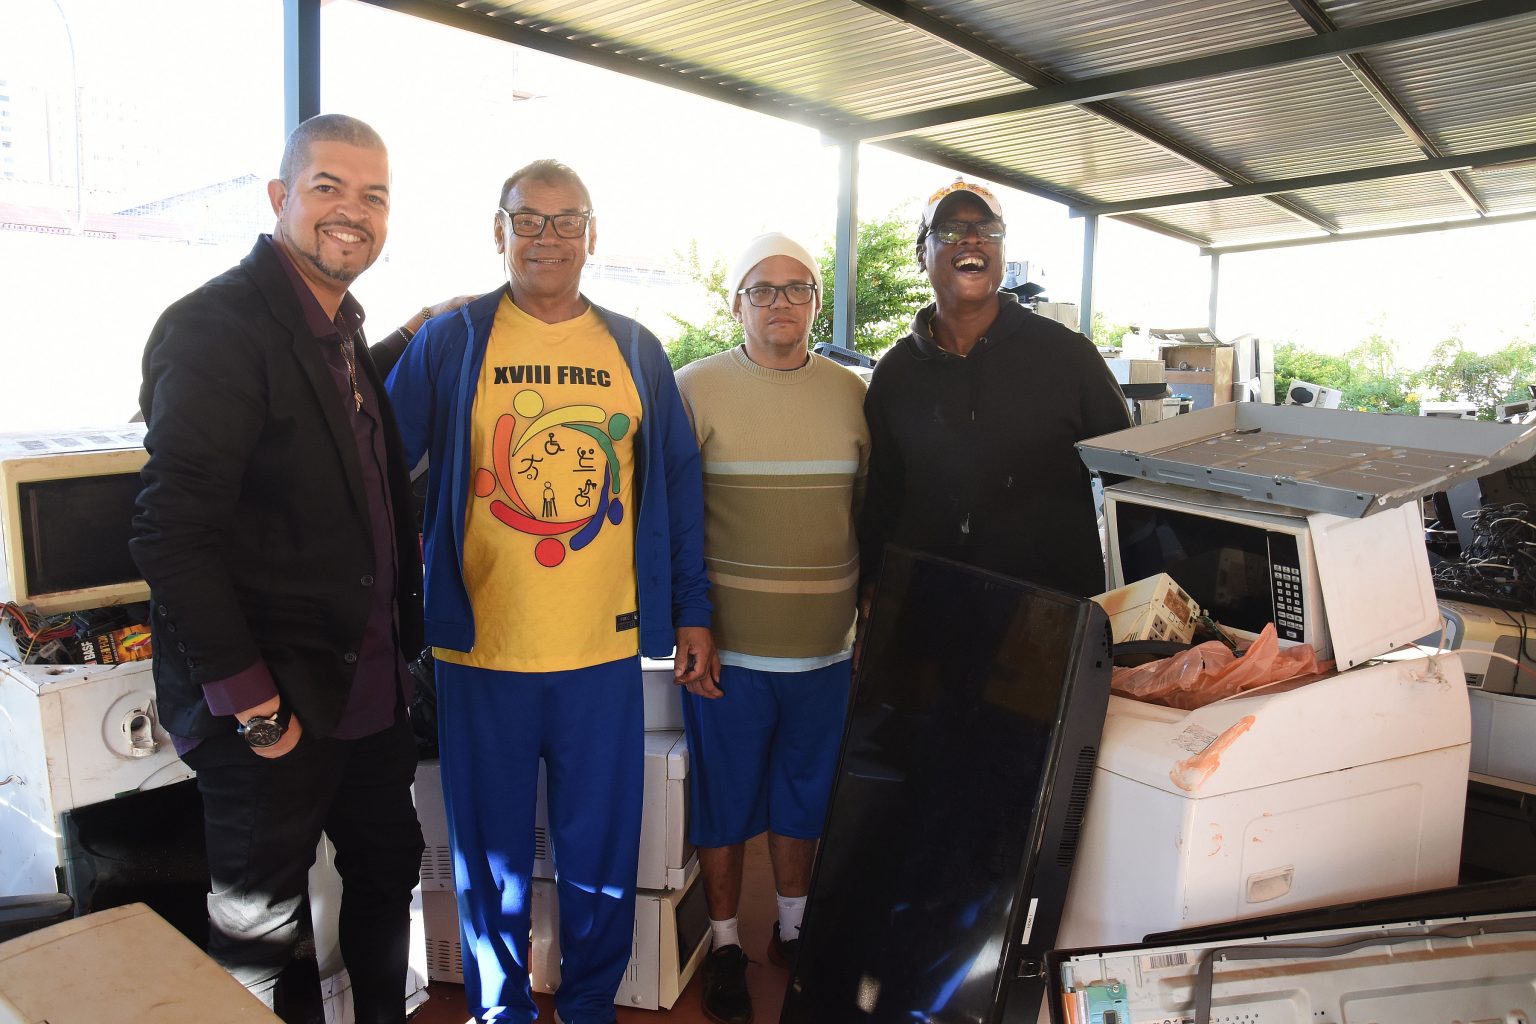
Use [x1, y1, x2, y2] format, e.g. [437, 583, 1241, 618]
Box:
[681, 659, 852, 848]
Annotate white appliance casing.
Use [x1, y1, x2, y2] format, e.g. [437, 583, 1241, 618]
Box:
[421, 862, 706, 1011]
[0, 655, 426, 1023]
[417, 729, 691, 894]
[1468, 687, 1536, 788]
[0, 657, 191, 896]
[528, 867, 708, 1011]
[1057, 653, 1470, 950]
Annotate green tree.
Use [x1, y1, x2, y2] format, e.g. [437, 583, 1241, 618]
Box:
[666, 215, 929, 369]
[1414, 336, 1536, 418]
[663, 243, 741, 370]
[810, 217, 929, 356]
[1272, 342, 1354, 405]
[1339, 334, 1417, 415]
[1273, 336, 1419, 413]
[1091, 312, 1135, 349]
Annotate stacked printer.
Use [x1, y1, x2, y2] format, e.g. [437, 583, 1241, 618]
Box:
[414, 659, 707, 1011]
[1063, 402, 1536, 954]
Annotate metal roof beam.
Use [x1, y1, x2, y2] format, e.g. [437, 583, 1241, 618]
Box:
[868, 138, 1094, 214]
[847, 0, 1533, 143]
[358, 0, 859, 138]
[853, 0, 1342, 234]
[1089, 142, 1536, 216]
[872, 140, 1215, 247]
[1341, 54, 1490, 215]
[1283, 0, 1490, 217]
[1081, 106, 1339, 234]
[1202, 209, 1536, 255]
[284, 0, 320, 131]
[362, 0, 1100, 217]
[1114, 214, 1212, 250]
[851, 0, 1058, 88]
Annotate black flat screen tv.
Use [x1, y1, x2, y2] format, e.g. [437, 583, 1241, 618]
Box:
[782, 547, 1112, 1024]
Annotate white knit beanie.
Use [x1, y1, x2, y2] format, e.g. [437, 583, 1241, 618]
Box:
[725, 232, 823, 313]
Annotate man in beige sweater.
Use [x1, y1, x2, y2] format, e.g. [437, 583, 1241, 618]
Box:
[674, 233, 870, 1024]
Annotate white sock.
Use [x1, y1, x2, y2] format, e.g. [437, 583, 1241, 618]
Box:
[710, 916, 741, 950]
[776, 893, 808, 941]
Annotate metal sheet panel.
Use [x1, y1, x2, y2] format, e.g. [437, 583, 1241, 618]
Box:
[1118, 60, 1430, 181]
[461, 0, 1025, 120]
[382, 0, 1536, 252]
[1134, 194, 1322, 248]
[912, 106, 1229, 203]
[1285, 171, 1476, 228]
[1464, 165, 1536, 214]
[1353, 13, 1536, 154]
[918, 0, 1309, 78]
[1321, 0, 1494, 29]
[1078, 403, 1536, 517]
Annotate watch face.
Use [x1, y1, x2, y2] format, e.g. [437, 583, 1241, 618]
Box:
[241, 717, 284, 748]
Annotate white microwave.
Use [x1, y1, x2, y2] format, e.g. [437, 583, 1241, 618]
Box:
[1103, 479, 1438, 669]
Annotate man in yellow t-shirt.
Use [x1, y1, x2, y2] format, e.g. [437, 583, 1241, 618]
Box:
[387, 160, 714, 1024]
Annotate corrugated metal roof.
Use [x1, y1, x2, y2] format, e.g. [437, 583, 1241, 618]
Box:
[1365, 16, 1536, 154]
[373, 0, 1536, 251]
[922, 0, 1312, 79]
[1118, 61, 1429, 181]
[1150, 193, 1324, 246]
[1464, 164, 1536, 214]
[1287, 171, 1474, 228]
[913, 106, 1229, 204]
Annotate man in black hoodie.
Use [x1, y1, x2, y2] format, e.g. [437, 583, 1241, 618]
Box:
[858, 179, 1130, 604]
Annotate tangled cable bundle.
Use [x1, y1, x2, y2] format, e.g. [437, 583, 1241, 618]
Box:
[1430, 502, 1536, 611]
[1, 602, 78, 661]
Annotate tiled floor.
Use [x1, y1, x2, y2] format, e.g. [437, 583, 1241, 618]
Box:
[411, 835, 785, 1024]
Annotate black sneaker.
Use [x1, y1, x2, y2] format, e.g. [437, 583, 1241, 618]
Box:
[701, 943, 752, 1024]
[767, 921, 800, 969]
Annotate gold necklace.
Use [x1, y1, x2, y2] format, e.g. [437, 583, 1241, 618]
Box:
[336, 318, 364, 412]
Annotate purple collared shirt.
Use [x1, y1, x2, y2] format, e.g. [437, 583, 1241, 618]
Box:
[185, 235, 411, 748]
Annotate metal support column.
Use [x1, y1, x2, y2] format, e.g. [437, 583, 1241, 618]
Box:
[833, 140, 860, 350]
[1079, 213, 1098, 337]
[1208, 251, 1221, 334]
[284, 0, 321, 132]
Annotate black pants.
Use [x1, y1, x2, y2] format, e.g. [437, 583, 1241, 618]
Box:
[184, 711, 424, 1023]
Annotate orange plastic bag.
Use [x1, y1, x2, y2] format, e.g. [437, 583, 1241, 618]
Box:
[1110, 623, 1331, 710]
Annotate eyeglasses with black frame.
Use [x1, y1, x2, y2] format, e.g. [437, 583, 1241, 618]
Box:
[499, 207, 593, 239]
[737, 283, 819, 307]
[929, 219, 1006, 244]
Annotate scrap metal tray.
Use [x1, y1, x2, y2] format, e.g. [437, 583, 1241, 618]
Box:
[1077, 403, 1536, 518]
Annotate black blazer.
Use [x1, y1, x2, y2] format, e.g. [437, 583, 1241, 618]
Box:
[132, 237, 424, 740]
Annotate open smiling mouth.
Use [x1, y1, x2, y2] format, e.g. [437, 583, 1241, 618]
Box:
[322, 224, 370, 246]
[953, 253, 988, 274]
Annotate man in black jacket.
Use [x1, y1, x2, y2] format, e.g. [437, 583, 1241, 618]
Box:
[858, 179, 1130, 606]
[131, 114, 424, 1023]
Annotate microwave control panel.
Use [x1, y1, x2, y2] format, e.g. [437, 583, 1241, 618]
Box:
[1267, 533, 1305, 642]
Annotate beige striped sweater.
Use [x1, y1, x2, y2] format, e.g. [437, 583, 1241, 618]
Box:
[674, 346, 870, 666]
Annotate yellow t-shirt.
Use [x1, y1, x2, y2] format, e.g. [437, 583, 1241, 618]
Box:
[435, 297, 642, 672]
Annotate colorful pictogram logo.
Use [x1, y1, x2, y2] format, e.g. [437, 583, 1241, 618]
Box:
[473, 389, 629, 567]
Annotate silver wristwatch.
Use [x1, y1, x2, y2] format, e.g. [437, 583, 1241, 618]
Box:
[238, 704, 293, 748]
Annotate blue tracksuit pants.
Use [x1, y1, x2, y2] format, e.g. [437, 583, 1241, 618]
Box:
[436, 656, 643, 1024]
